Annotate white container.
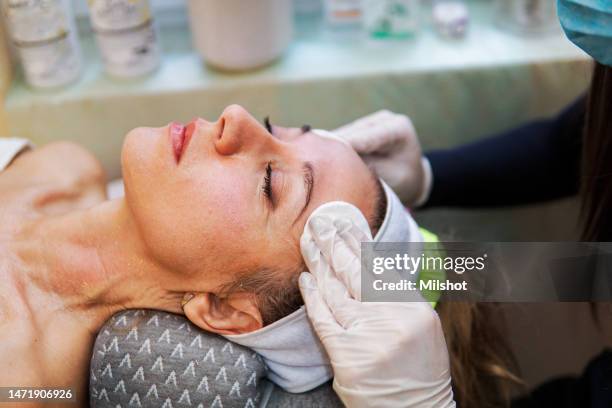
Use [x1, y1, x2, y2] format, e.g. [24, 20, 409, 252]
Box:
[88, 0, 160, 78]
[15, 30, 81, 88]
[187, 0, 293, 71]
[88, 0, 152, 31]
[95, 21, 159, 78]
[432, 0, 469, 39]
[1, 0, 81, 89]
[1, 0, 70, 42]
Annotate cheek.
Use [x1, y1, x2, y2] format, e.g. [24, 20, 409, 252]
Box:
[131, 162, 257, 275]
[184, 162, 253, 234]
[174, 170, 260, 277]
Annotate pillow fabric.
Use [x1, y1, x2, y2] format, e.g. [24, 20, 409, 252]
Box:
[90, 310, 343, 408]
[90, 310, 266, 408]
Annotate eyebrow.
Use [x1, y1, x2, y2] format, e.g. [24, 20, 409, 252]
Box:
[293, 162, 314, 226]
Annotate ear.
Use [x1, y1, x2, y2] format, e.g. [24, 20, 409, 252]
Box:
[182, 292, 263, 335]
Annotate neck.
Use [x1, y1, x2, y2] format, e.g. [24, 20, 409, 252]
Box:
[12, 199, 185, 331]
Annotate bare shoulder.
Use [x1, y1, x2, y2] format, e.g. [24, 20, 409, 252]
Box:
[0, 142, 108, 216]
[8, 141, 107, 188]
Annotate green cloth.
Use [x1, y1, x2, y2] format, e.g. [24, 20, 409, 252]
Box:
[418, 228, 445, 308]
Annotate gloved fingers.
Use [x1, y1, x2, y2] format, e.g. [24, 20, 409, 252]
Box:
[361, 154, 411, 185]
[371, 114, 417, 153]
[301, 236, 366, 329]
[333, 216, 368, 255]
[329, 298, 365, 328]
[302, 242, 365, 329]
[300, 269, 361, 331]
[308, 212, 369, 262]
[334, 110, 395, 135]
[306, 215, 337, 263]
[306, 214, 370, 301]
[334, 111, 397, 154]
[301, 234, 354, 311]
[335, 111, 416, 155]
[299, 272, 342, 338]
[338, 110, 397, 131]
[340, 126, 403, 155]
[323, 217, 369, 300]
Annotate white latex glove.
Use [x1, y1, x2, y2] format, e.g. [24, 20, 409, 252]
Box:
[299, 202, 455, 408]
[334, 110, 432, 207]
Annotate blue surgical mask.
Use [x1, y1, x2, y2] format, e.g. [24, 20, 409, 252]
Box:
[557, 0, 612, 67]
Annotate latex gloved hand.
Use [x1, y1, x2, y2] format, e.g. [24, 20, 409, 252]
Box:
[299, 202, 455, 408]
[334, 110, 431, 207]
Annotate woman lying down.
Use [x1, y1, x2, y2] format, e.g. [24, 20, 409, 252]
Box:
[0, 105, 517, 407]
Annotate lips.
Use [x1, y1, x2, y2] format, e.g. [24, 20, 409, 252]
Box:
[170, 122, 186, 162]
[170, 119, 200, 163]
[170, 119, 202, 162]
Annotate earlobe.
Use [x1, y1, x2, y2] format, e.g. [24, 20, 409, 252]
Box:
[182, 292, 263, 335]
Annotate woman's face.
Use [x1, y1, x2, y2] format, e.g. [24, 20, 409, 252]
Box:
[121, 105, 377, 292]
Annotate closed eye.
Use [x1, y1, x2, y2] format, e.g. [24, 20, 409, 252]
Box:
[263, 162, 274, 206]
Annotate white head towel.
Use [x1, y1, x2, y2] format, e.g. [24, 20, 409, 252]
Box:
[224, 181, 423, 392]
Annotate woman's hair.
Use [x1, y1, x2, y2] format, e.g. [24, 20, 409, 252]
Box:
[580, 63, 612, 331]
[581, 62, 612, 241]
[437, 302, 521, 407]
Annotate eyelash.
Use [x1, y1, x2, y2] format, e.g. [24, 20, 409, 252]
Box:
[261, 117, 309, 207]
[263, 162, 273, 202]
[264, 116, 311, 135]
[264, 117, 273, 134]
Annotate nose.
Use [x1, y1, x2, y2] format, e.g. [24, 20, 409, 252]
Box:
[214, 104, 271, 156]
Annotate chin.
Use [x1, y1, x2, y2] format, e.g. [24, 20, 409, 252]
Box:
[121, 127, 166, 190]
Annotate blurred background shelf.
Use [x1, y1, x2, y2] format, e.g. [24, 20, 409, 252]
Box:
[3, 1, 590, 180]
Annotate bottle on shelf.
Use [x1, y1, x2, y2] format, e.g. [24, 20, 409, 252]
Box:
[187, 0, 293, 72]
[432, 0, 469, 39]
[1, 0, 82, 89]
[87, 0, 161, 79]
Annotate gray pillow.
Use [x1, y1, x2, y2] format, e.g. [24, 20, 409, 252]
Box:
[90, 310, 343, 408]
[90, 310, 266, 407]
